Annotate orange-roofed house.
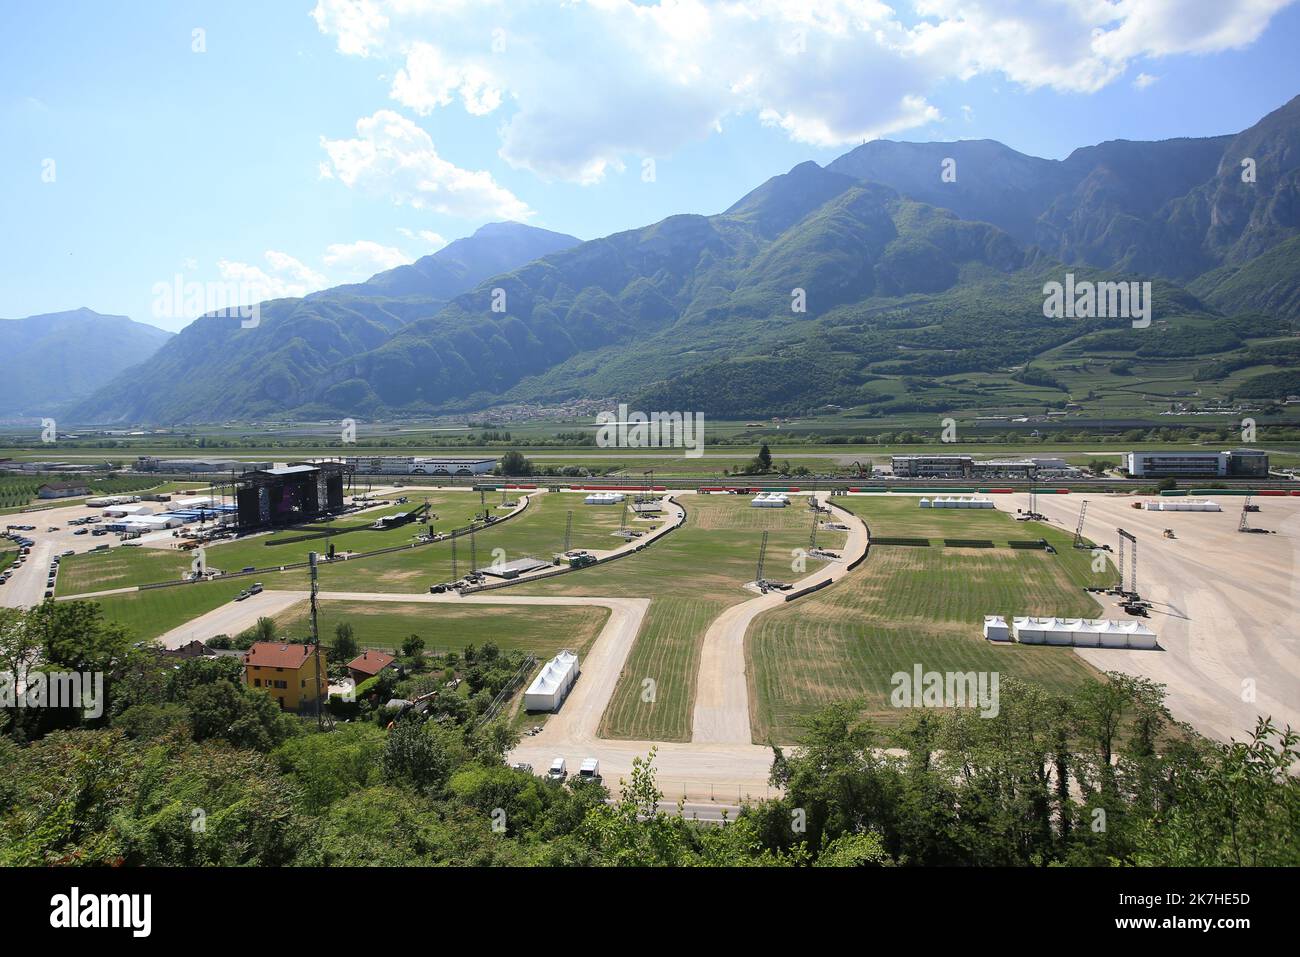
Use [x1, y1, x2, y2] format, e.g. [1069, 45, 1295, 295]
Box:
[347, 650, 396, 685]
[243, 641, 327, 712]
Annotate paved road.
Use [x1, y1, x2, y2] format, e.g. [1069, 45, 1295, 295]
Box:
[1014, 492, 1300, 743]
[691, 492, 869, 744]
[1, 538, 54, 608]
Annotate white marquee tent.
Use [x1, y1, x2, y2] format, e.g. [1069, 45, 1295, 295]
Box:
[1012, 616, 1157, 648]
[523, 650, 580, 712]
[982, 615, 1010, 641]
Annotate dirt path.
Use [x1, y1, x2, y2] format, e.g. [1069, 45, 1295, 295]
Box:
[691, 492, 869, 744]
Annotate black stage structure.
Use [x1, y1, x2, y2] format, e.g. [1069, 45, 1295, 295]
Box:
[234, 462, 351, 530]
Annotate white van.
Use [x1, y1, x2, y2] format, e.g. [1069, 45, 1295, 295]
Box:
[578, 758, 601, 783]
[546, 757, 567, 782]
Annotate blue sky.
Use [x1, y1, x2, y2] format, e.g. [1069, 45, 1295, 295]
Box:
[2, 0, 1298, 332]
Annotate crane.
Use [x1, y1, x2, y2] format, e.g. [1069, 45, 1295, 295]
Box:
[563, 509, 573, 553]
[755, 530, 769, 586]
[1239, 495, 1251, 533]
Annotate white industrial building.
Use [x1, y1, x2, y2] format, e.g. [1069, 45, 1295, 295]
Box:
[102, 503, 153, 517]
[584, 492, 625, 505]
[1140, 499, 1222, 511]
[750, 492, 790, 507]
[344, 456, 497, 475]
[921, 496, 994, 509]
[173, 496, 217, 509]
[982, 615, 1010, 642]
[523, 650, 580, 712]
[1012, 616, 1157, 649]
[117, 514, 186, 532]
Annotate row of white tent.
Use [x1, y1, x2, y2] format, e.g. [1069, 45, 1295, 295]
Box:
[584, 492, 625, 505]
[523, 650, 580, 712]
[751, 493, 790, 507]
[983, 615, 1157, 648]
[1141, 499, 1222, 511]
[919, 496, 994, 509]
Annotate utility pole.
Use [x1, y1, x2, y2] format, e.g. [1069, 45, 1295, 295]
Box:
[451, 535, 458, 581]
[809, 508, 819, 550]
[309, 551, 323, 732]
[469, 527, 478, 578]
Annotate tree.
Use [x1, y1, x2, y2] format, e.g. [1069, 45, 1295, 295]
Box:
[329, 621, 359, 664]
[498, 450, 533, 476]
[382, 718, 455, 795]
[401, 634, 426, 659]
[579, 748, 690, 865]
[187, 680, 296, 752]
[0, 607, 40, 740]
[756, 443, 773, 472]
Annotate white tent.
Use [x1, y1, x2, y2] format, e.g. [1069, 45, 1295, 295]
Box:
[982, 615, 1010, 642]
[1071, 620, 1103, 647]
[750, 492, 789, 507]
[918, 498, 932, 509]
[1121, 621, 1158, 649]
[1013, 616, 1047, 644]
[1042, 617, 1077, 645]
[523, 650, 580, 712]
[584, 492, 624, 505]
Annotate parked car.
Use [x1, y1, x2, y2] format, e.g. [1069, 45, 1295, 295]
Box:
[234, 591, 250, 602]
[249, 582, 263, 595]
[74, 528, 88, 535]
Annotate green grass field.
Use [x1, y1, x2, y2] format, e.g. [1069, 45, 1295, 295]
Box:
[55, 546, 192, 596]
[91, 571, 308, 642]
[747, 502, 1119, 743]
[268, 599, 610, 660]
[521, 494, 846, 742]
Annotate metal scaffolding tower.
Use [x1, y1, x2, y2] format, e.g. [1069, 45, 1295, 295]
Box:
[1073, 499, 1089, 548]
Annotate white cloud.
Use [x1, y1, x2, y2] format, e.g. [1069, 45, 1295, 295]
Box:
[323, 239, 412, 276]
[215, 251, 330, 304]
[398, 227, 448, 250]
[310, 0, 1297, 182]
[319, 109, 532, 219]
[1132, 72, 1159, 90]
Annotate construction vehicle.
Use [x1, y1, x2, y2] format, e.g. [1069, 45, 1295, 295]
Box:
[1163, 528, 1175, 539]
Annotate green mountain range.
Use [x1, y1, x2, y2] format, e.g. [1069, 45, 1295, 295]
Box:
[0, 308, 173, 417]
[69, 95, 1300, 424]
